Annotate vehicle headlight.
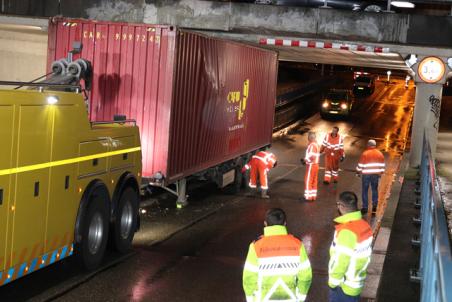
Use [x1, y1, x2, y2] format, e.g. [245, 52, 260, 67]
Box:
[340, 103, 348, 109]
[322, 102, 329, 108]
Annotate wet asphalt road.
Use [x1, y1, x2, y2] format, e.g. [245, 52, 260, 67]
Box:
[0, 79, 414, 302]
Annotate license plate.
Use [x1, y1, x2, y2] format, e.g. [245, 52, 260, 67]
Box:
[221, 170, 235, 187]
[329, 111, 339, 114]
[358, 87, 364, 90]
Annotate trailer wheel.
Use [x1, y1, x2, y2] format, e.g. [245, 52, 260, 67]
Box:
[75, 189, 109, 270]
[111, 187, 138, 253]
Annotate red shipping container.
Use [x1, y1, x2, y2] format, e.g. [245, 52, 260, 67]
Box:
[47, 18, 278, 183]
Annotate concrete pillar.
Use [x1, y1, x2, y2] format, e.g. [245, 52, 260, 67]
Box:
[409, 83, 443, 167]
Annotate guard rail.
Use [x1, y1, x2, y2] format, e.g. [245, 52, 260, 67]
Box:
[414, 133, 452, 302]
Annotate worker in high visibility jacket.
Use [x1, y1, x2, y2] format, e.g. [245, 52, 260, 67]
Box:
[356, 139, 385, 215]
[243, 208, 312, 302]
[328, 191, 373, 302]
[301, 132, 320, 201]
[321, 126, 345, 184]
[242, 150, 277, 199]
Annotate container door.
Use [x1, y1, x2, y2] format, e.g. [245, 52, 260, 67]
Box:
[0, 105, 14, 272]
[11, 105, 52, 269]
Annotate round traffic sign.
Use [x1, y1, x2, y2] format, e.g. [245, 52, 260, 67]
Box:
[418, 57, 445, 83]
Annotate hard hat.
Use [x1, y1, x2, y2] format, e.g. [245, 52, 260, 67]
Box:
[368, 139, 377, 147]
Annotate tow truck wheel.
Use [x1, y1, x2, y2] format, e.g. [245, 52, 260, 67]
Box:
[76, 190, 109, 270]
[112, 187, 138, 253]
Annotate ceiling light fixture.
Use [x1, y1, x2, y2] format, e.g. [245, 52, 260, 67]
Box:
[391, 1, 415, 8]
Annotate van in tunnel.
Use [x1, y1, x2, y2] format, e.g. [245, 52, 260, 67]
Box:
[353, 75, 375, 96]
[47, 18, 278, 205]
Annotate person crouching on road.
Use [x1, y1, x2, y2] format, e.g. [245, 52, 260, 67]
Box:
[321, 126, 345, 184]
[243, 208, 312, 302]
[301, 131, 320, 201]
[242, 150, 277, 199]
[329, 192, 373, 302]
[356, 139, 385, 215]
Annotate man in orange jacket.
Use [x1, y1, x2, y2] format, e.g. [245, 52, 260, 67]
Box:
[321, 127, 345, 184]
[242, 150, 277, 199]
[301, 132, 320, 201]
[356, 139, 385, 215]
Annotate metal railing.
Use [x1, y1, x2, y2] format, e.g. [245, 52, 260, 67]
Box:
[416, 134, 452, 302]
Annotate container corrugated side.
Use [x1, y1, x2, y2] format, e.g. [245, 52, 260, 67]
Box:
[167, 31, 278, 182]
[47, 19, 176, 178]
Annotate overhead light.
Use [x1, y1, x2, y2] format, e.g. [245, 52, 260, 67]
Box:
[391, 1, 415, 8]
[47, 96, 59, 105]
[405, 54, 418, 68]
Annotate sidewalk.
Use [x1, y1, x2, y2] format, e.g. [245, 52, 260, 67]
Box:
[377, 176, 420, 301]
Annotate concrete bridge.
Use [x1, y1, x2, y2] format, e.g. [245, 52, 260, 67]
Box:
[1, 0, 452, 166]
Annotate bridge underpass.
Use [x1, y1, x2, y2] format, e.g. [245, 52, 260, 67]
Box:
[189, 22, 452, 165]
[0, 6, 451, 300]
[2, 1, 452, 166]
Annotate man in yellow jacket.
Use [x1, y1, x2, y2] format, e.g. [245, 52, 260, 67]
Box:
[329, 191, 373, 302]
[243, 208, 312, 302]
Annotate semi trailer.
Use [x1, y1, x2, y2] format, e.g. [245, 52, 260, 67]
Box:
[48, 18, 278, 207]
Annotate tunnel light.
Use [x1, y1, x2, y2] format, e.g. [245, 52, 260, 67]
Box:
[322, 102, 329, 108]
[391, 1, 415, 8]
[340, 103, 348, 110]
[47, 96, 59, 105]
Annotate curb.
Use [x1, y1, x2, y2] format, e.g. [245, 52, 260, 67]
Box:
[361, 153, 410, 301]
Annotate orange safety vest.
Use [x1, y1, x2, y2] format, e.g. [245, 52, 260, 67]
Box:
[305, 142, 320, 165]
[321, 133, 344, 158]
[245, 151, 277, 171]
[356, 147, 385, 174]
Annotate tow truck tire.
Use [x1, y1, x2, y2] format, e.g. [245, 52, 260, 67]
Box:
[112, 187, 138, 253]
[75, 190, 110, 270]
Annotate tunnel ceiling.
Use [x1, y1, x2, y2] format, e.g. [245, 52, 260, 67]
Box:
[253, 44, 410, 71]
[193, 31, 412, 72]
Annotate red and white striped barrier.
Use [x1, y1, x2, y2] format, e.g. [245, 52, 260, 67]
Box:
[259, 38, 390, 53]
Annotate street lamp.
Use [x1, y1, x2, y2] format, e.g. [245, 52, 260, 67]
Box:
[387, 70, 392, 83]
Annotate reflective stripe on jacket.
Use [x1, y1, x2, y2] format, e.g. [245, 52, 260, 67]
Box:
[356, 147, 385, 174]
[305, 143, 320, 165]
[246, 151, 277, 171]
[328, 211, 373, 297]
[243, 225, 312, 302]
[321, 133, 344, 157]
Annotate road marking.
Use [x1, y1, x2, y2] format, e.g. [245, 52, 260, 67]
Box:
[272, 166, 300, 182]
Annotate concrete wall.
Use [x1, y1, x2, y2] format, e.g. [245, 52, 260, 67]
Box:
[81, 0, 410, 43]
[2, 0, 452, 47]
[143, 1, 411, 43]
[0, 26, 47, 82]
[407, 15, 452, 47]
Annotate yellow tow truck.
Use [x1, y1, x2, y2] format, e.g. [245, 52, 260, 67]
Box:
[0, 43, 142, 285]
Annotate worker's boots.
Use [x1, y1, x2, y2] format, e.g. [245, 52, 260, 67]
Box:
[261, 189, 270, 199]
